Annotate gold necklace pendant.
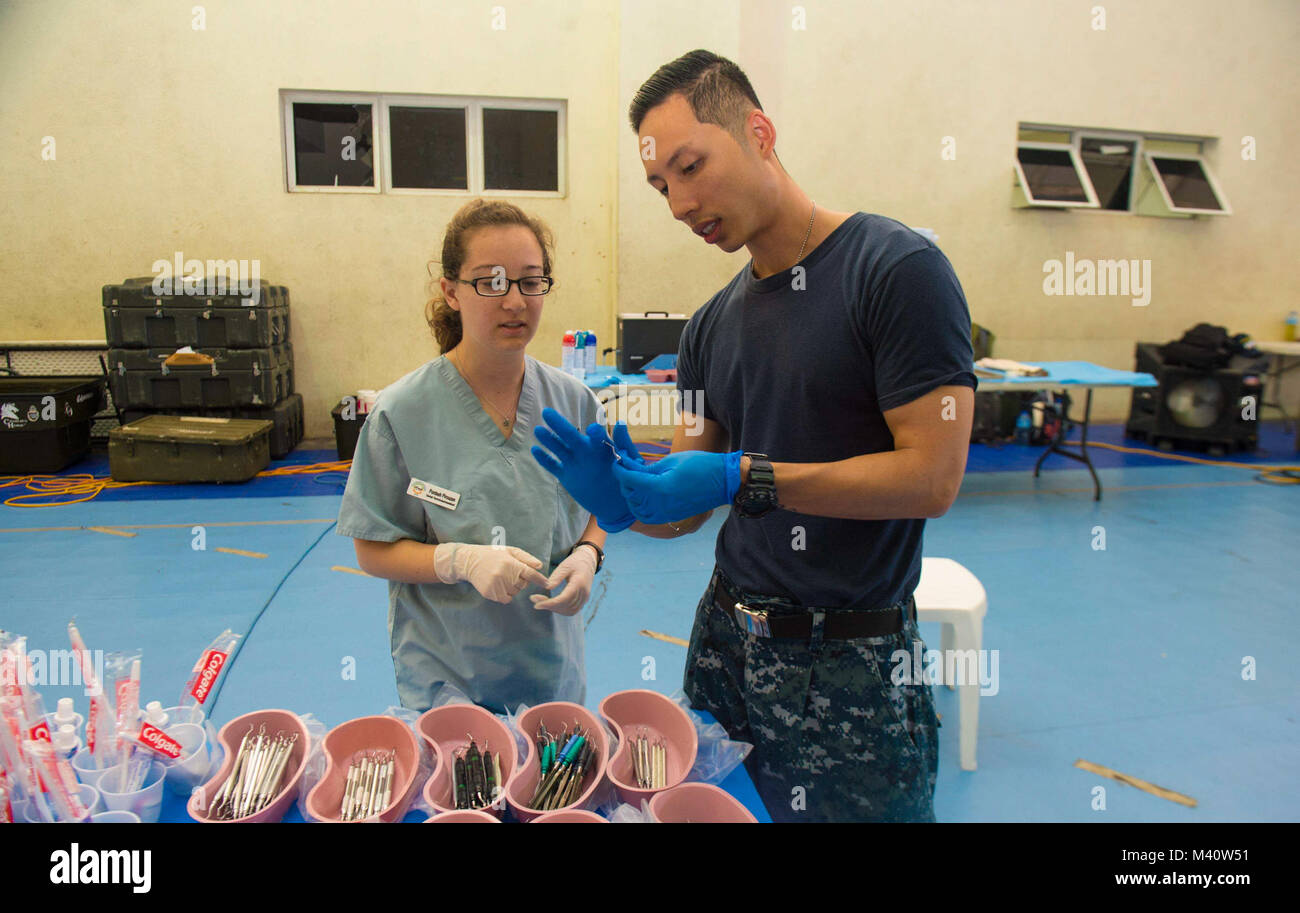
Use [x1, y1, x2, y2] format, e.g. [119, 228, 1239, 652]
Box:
[451, 351, 517, 430]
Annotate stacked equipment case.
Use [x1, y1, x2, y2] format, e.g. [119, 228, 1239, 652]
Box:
[104, 277, 303, 459]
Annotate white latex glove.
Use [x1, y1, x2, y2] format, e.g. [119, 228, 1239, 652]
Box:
[433, 543, 550, 604]
[529, 545, 598, 616]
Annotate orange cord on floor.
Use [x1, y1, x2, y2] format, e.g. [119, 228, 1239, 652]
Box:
[0, 460, 356, 508]
[1063, 440, 1300, 484]
[5, 437, 1295, 508]
[0, 444, 670, 508]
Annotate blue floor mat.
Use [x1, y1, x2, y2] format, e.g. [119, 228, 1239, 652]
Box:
[4, 423, 1298, 822]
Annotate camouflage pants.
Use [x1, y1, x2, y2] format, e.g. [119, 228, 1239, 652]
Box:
[684, 566, 940, 823]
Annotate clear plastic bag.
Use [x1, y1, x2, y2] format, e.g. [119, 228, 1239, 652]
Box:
[290, 712, 328, 822]
[382, 705, 438, 819]
[600, 798, 653, 823]
[176, 629, 241, 724]
[425, 680, 475, 711]
[502, 701, 534, 766]
[669, 690, 752, 785]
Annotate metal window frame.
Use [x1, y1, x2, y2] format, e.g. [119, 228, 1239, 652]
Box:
[1014, 142, 1100, 209]
[283, 90, 566, 198]
[1073, 129, 1145, 214]
[475, 97, 567, 198]
[1143, 150, 1232, 216]
[282, 91, 382, 194]
[380, 97, 471, 195]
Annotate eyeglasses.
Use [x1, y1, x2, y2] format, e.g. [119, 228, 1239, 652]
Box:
[455, 275, 554, 297]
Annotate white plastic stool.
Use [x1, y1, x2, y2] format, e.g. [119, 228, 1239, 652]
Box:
[913, 557, 987, 771]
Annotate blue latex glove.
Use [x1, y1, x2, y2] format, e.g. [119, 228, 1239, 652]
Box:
[611, 449, 743, 525]
[531, 409, 641, 533]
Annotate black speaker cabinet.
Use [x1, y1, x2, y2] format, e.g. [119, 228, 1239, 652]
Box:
[1126, 342, 1263, 454]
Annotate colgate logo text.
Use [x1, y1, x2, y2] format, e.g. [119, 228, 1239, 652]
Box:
[190, 650, 227, 703]
[138, 723, 181, 759]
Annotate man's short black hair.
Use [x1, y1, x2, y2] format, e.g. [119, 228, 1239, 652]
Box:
[628, 49, 763, 142]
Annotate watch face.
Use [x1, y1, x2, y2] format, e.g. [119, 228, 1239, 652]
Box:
[737, 489, 777, 518]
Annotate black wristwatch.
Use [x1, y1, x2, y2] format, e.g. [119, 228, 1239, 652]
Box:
[733, 453, 779, 519]
[571, 539, 604, 573]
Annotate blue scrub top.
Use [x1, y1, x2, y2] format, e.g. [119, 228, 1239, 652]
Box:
[337, 354, 601, 713]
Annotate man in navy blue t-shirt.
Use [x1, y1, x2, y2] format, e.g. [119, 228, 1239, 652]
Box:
[533, 50, 975, 822]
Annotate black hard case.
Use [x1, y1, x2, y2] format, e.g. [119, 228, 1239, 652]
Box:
[102, 279, 289, 349]
[107, 344, 294, 410]
[0, 375, 106, 472]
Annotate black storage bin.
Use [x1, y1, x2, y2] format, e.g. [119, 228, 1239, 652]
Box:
[971, 323, 995, 362]
[971, 391, 1022, 443]
[0, 375, 106, 472]
[232, 393, 303, 458]
[102, 277, 277, 310]
[108, 344, 293, 410]
[332, 402, 365, 460]
[104, 301, 289, 349]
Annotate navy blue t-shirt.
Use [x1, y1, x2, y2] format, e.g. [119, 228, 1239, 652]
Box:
[676, 212, 976, 610]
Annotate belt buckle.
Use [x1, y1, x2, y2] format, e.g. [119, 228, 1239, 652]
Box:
[734, 601, 771, 638]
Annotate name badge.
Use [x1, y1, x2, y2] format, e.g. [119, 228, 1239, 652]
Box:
[407, 477, 460, 510]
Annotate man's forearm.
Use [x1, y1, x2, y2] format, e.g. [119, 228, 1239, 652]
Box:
[631, 510, 712, 539]
[753, 451, 960, 520]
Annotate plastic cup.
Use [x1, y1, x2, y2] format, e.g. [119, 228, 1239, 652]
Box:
[91, 810, 140, 823]
[163, 705, 205, 727]
[76, 783, 103, 816]
[163, 723, 210, 795]
[98, 761, 166, 823]
[20, 785, 98, 822]
[45, 710, 85, 732]
[71, 748, 114, 788]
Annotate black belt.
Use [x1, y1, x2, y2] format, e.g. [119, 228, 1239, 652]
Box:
[712, 575, 914, 640]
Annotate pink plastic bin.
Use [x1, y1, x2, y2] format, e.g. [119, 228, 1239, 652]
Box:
[504, 701, 609, 823]
[425, 809, 500, 823]
[531, 809, 608, 823]
[649, 782, 758, 823]
[304, 715, 426, 823]
[599, 689, 698, 806]
[417, 703, 515, 818]
[187, 709, 310, 823]
[644, 368, 677, 383]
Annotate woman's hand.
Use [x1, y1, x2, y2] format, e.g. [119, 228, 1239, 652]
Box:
[433, 542, 550, 603]
[529, 545, 598, 616]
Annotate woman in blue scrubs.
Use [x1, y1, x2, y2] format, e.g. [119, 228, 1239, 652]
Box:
[337, 199, 607, 713]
